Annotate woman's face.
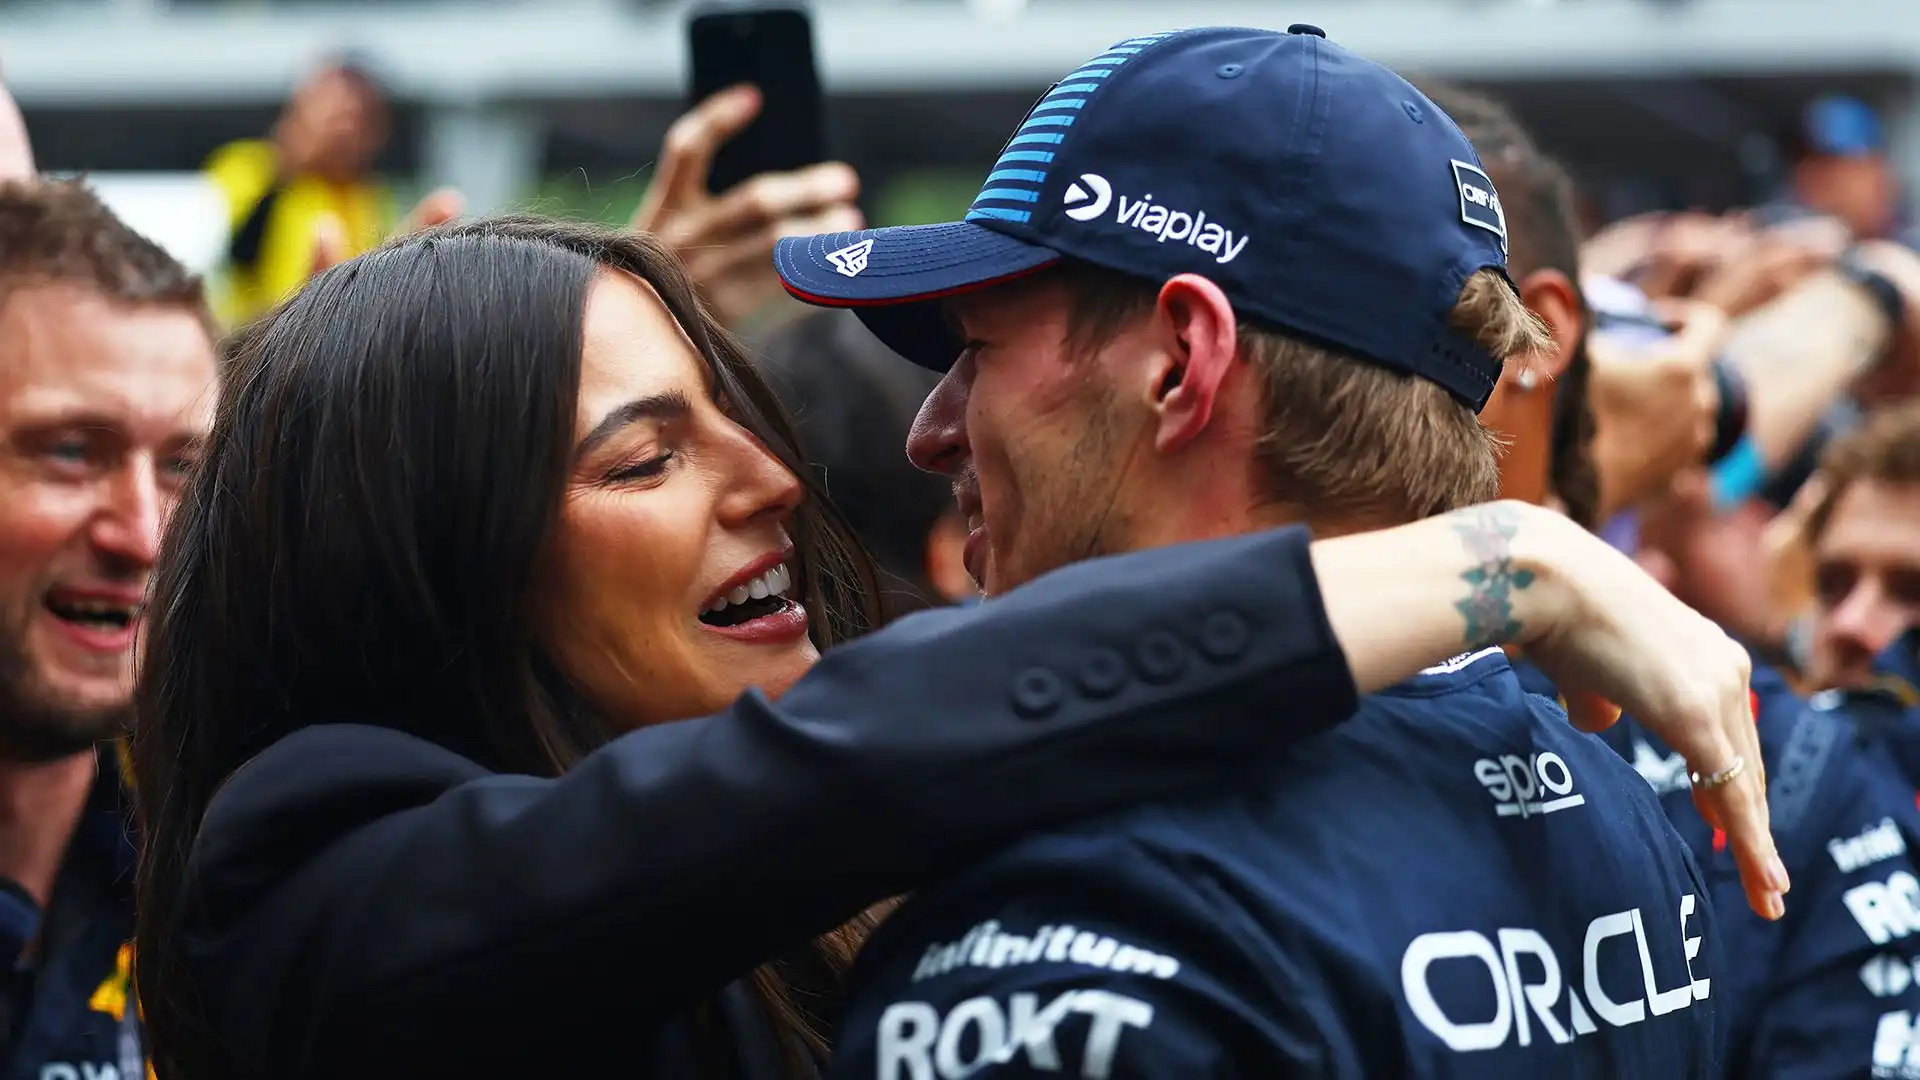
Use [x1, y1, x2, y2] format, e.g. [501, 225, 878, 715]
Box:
[534, 271, 819, 728]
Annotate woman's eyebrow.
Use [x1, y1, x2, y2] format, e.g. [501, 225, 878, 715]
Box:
[576, 390, 692, 460]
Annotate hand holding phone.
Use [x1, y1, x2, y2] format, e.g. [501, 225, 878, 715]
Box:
[686, 3, 825, 193]
[631, 83, 862, 330]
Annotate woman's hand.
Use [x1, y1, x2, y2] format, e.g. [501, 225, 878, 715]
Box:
[1312, 500, 1785, 921]
[1508, 506, 1783, 921]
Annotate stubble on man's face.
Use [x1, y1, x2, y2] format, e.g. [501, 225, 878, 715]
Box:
[0, 602, 129, 762]
[977, 349, 1139, 595]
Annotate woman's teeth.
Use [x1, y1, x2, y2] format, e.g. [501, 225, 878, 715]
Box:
[706, 564, 792, 614]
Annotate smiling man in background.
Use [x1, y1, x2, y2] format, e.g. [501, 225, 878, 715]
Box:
[0, 169, 215, 1077]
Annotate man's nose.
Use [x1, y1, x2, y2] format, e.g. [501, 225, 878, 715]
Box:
[89, 457, 163, 569]
[906, 364, 969, 477]
[1826, 577, 1908, 663]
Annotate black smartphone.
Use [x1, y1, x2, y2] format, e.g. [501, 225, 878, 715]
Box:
[686, 2, 826, 195]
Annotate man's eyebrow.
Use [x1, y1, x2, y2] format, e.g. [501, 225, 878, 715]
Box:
[576, 391, 692, 459]
[9, 410, 128, 436]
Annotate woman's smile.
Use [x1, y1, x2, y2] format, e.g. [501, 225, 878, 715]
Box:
[697, 545, 809, 645]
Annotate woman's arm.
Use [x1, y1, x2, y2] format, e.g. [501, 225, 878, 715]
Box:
[187, 503, 1771, 1076]
[1316, 500, 1782, 920]
[192, 518, 1360, 1075]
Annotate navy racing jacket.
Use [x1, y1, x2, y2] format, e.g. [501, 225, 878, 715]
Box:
[1522, 657, 1920, 1080]
[831, 648, 1721, 1079]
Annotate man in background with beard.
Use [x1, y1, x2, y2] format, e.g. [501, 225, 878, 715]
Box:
[0, 75, 217, 1077]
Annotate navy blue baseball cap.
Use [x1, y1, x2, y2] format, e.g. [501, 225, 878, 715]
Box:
[774, 24, 1515, 411]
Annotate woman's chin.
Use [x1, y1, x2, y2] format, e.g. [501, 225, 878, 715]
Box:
[710, 637, 820, 704]
[763, 639, 821, 700]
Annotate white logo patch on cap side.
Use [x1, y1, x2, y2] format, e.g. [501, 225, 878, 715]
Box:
[826, 238, 874, 278]
[1062, 173, 1113, 222]
[1451, 160, 1507, 255]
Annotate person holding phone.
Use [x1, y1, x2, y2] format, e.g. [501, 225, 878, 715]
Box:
[305, 7, 861, 340]
[631, 5, 857, 338]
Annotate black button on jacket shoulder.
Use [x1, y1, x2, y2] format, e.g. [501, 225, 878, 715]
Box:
[177, 525, 1359, 1080]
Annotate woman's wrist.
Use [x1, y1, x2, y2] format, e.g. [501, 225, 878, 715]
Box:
[1311, 500, 1574, 693]
[1443, 500, 1575, 655]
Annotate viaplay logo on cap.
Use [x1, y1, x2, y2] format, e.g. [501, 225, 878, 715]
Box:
[1059, 172, 1251, 265]
[1451, 160, 1508, 255]
[1062, 174, 1113, 222]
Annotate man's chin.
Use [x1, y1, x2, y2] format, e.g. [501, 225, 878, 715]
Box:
[0, 673, 132, 760]
[0, 618, 127, 760]
[976, 559, 1008, 598]
[0, 707, 128, 762]
[32, 654, 133, 710]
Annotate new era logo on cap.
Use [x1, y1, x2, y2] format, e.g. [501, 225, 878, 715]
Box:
[826, 238, 875, 278]
[1062, 174, 1113, 221]
[1452, 160, 1507, 255]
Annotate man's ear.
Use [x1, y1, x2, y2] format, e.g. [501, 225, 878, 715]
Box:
[1518, 268, 1584, 383]
[1147, 273, 1238, 454]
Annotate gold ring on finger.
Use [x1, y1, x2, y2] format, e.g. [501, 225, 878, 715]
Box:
[1689, 755, 1746, 790]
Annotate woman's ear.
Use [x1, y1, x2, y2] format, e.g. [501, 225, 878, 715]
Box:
[1147, 273, 1240, 454]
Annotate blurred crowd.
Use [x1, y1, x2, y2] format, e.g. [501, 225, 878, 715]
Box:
[4, 23, 1920, 1080]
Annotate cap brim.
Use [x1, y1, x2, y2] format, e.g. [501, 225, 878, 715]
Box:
[775, 221, 1059, 371]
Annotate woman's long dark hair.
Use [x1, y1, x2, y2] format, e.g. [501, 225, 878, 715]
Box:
[132, 216, 882, 1079]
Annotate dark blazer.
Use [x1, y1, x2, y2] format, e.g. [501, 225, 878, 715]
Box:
[176, 525, 1358, 1079]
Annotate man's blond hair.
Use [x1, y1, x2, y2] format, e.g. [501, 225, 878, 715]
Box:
[1059, 262, 1549, 524]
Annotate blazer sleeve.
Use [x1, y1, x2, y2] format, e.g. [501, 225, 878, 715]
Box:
[184, 524, 1357, 1076]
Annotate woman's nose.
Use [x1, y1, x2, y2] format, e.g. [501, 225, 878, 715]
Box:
[718, 426, 806, 528]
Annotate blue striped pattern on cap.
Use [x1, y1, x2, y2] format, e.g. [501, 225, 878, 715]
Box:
[964, 32, 1173, 226]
